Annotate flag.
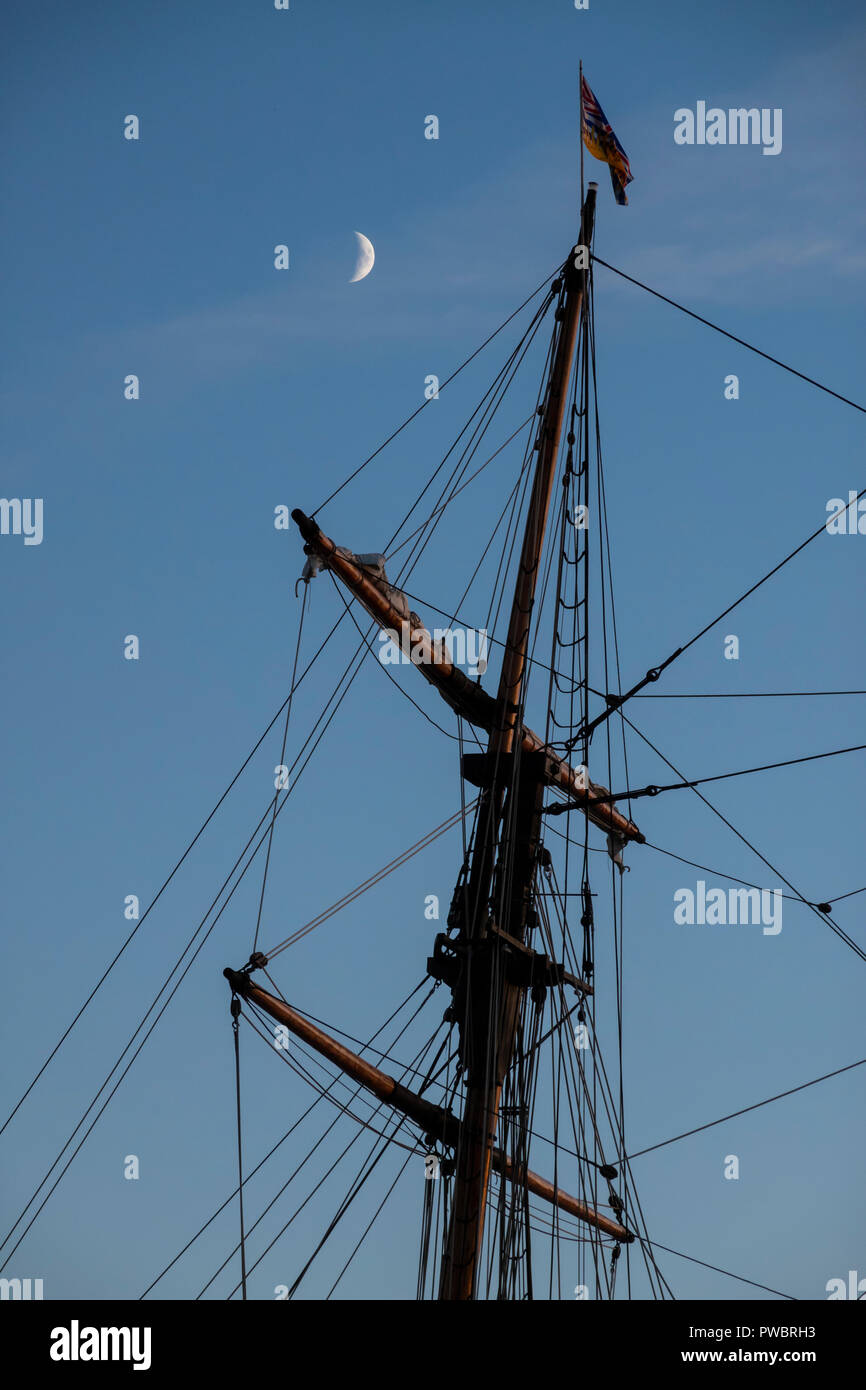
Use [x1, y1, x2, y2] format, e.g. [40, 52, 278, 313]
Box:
[581, 75, 633, 205]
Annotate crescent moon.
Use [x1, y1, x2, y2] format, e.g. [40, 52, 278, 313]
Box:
[350, 230, 375, 282]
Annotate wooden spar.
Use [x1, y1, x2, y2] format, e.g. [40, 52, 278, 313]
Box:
[224, 969, 454, 1143]
[290, 507, 495, 731]
[290, 536, 643, 846]
[495, 1153, 630, 1243]
[440, 186, 598, 1300]
[224, 970, 632, 1245]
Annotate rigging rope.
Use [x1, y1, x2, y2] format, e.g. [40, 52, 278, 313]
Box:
[547, 741, 866, 809]
[0, 607, 345, 1143]
[645, 839, 863, 911]
[636, 689, 866, 699]
[221, 996, 447, 1300]
[591, 254, 866, 415]
[230, 994, 248, 1300]
[252, 583, 308, 953]
[384, 288, 554, 561]
[0, 616, 380, 1269]
[636, 1236, 796, 1301]
[197, 999, 438, 1299]
[263, 801, 478, 959]
[624, 1056, 866, 1162]
[567, 488, 866, 746]
[618, 711, 866, 964]
[384, 413, 536, 561]
[142, 977, 431, 1298]
[313, 265, 559, 513]
[326, 1148, 416, 1299]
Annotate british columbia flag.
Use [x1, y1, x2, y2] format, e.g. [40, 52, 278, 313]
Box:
[581, 75, 633, 205]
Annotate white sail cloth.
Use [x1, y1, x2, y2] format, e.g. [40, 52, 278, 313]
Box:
[299, 547, 411, 621]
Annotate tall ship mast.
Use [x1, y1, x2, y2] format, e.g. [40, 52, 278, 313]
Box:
[225, 180, 649, 1298]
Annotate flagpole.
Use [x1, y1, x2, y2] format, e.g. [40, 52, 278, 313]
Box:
[579, 59, 585, 210]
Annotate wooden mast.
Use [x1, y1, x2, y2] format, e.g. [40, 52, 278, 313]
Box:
[439, 184, 598, 1299]
[282, 184, 622, 1296]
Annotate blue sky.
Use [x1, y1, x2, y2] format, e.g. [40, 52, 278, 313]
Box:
[1, 0, 864, 1301]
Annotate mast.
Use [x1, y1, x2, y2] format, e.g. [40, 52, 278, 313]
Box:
[439, 184, 598, 1299]
[273, 181, 629, 1297]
